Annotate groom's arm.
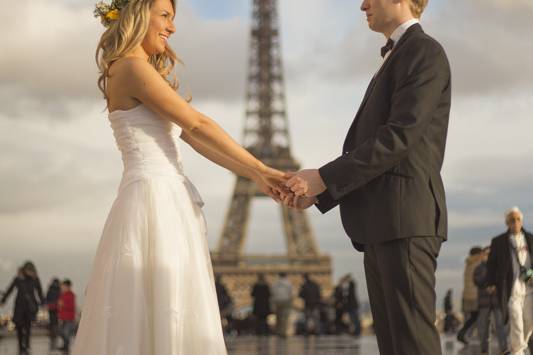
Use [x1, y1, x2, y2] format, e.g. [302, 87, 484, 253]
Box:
[319, 39, 450, 201]
[315, 189, 339, 214]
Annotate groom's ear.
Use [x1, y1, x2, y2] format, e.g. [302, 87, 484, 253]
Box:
[406, 0, 428, 18]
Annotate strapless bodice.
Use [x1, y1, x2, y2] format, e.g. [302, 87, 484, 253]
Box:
[108, 104, 203, 206]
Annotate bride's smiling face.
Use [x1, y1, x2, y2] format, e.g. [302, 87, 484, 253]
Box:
[142, 0, 176, 55]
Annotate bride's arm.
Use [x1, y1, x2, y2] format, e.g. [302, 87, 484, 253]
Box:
[180, 130, 253, 179]
[121, 58, 285, 182]
[180, 131, 281, 201]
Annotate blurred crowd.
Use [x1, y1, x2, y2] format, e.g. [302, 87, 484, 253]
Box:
[215, 272, 362, 338]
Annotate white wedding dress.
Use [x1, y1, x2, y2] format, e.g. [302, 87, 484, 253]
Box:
[71, 104, 227, 355]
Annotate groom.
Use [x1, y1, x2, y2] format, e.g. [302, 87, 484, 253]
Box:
[285, 0, 451, 354]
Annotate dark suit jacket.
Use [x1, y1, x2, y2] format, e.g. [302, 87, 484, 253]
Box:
[486, 229, 533, 321]
[315, 24, 451, 251]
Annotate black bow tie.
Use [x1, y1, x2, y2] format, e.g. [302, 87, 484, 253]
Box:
[380, 38, 395, 58]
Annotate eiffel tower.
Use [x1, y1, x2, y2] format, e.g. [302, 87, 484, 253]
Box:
[210, 0, 332, 309]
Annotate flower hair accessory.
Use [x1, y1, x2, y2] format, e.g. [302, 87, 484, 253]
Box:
[94, 0, 131, 27]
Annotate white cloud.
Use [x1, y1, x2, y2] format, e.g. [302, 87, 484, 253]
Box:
[426, 0, 533, 95]
[448, 209, 503, 229]
[0, 257, 14, 273]
[0, 1, 102, 118]
[0, 0, 250, 118]
[172, 4, 249, 102]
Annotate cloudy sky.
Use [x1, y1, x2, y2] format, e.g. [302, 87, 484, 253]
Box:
[1, 0, 533, 311]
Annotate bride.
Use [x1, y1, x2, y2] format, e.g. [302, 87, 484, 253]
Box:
[71, 0, 288, 354]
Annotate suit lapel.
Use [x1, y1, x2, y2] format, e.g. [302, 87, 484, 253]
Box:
[373, 24, 423, 81]
[503, 235, 512, 274]
[507, 230, 533, 266]
[342, 24, 424, 152]
[526, 232, 533, 262]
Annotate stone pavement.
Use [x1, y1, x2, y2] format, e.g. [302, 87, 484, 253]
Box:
[0, 334, 525, 355]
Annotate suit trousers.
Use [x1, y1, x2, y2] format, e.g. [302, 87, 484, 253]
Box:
[508, 292, 533, 355]
[364, 236, 442, 355]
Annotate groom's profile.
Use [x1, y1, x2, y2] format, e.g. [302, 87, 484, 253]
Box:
[286, 0, 451, 354]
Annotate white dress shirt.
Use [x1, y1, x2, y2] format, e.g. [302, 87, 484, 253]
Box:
[385, 18, 420, 58]
[376, 18, 420, 74]
[510, 232, 532, 297]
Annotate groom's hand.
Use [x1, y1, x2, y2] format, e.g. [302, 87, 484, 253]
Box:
[281, 192, 316, 210]
[290, 195, 318, 210]
[286, 169, 326, 197]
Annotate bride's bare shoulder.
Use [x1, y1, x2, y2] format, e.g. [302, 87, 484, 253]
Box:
[109, 57, 156, 80]
[107, 57, 155, 110]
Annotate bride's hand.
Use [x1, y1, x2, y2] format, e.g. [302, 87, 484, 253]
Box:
[253, 174, 282, 202]
[252, 166, 290, 202]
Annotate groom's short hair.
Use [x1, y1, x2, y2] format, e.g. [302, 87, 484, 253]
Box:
[408, 0, 429, 18]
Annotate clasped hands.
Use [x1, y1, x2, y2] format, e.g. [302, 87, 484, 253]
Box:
[253, 166, 326, 210]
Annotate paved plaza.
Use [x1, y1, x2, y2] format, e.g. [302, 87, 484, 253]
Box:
[0, 334, 523, 355]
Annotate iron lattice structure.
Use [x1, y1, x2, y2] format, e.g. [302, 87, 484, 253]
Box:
[210, 0, 332, 310]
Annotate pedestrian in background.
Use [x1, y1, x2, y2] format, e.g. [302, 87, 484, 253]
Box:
[474, 246, 509, 355]
[251, 274, 271, 335]
[45, 278, 61, 350]
[271, 273, 293, 337]
[0, 262, 44, 355]
[58, 279, 76, 354]
[487, 207, 533, 355]
[298, 273, 322, 335]
[457, 246, 484, 345]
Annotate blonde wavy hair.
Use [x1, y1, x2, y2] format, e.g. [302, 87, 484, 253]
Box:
[95, 0, 181, 103]
[409, 0, 428, 18]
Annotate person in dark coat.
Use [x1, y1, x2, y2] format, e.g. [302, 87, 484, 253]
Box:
[345, 275, 361, 336]
[214, 275, 234, 334]
[298, 273, 322, 335]
[474, 246, 508, 355]
[45, 278, 61, 350]
[333, 276, 348, 334]
[251, 274, 271, 335]
[443, 289, 456, 334]
[486, 207, 533, 354]
[0, 262, 45, 355]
